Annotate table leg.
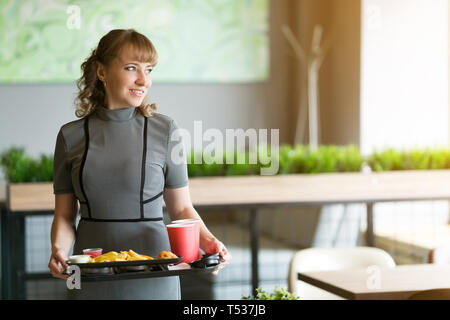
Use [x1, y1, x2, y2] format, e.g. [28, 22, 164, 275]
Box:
[249, 208, 259, 296]
[366, 203, 375, 247]
[1, 207, 11, 299]
[10, 214, 26, 299]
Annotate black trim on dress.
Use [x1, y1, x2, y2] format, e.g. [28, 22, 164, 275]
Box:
[79, 116, 92, 218]
[140, 116, 148, 219]
[80, 217, 163, 223]
[142, 191, 163, 204]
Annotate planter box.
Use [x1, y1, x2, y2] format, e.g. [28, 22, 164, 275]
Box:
[7, 182, 53, 212]
[185, 169, 450, 207]
[6, 169, 450, 212]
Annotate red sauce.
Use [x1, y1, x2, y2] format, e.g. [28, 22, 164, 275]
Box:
[82, 248, 103, 258]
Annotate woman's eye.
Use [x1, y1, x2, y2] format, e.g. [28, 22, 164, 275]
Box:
[125, 66, 136, 71]
[146, 68, 153, 74]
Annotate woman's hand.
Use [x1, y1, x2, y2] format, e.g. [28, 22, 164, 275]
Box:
[202, 237, 232, 276]
[48, 249, 69, 280]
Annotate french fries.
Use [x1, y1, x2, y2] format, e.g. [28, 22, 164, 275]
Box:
[88, 250, 176, 263]
[158, 251, 178, 259]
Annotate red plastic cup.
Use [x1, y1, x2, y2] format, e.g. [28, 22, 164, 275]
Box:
[82, 248, 103, 258]
[171, 219, 201, 259]
[166, 223, 197, 263]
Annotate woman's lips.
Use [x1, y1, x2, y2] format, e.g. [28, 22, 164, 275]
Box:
[130, 89, 145, 97]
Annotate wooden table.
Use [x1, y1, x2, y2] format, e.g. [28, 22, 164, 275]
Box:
[8, 170, 450, 211]
[298, 264, 450, 300]
[3, 170, 450, 299]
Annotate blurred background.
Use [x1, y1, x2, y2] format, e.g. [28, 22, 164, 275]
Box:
[0, 0, 449, 299]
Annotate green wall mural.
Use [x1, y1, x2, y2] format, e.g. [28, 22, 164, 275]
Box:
[0, 0, 268, 83]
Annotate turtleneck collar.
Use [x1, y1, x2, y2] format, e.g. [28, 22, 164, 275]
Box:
[95, 106, 138, 122]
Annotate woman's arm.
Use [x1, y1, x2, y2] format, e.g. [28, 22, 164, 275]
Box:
[163, 186, 231, 274]
[163, 186, 215, 247]
[48, 193, 78, 279]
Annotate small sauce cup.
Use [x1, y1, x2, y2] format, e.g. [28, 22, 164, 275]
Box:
[82, 248, 103, 258]
[69, 255, 91, 264]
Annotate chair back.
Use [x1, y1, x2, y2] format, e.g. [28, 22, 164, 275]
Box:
[288, 247, 396, 299]
[428, 246, 450, 264]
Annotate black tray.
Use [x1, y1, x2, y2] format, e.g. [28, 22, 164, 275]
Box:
[79, 262, 222, 282]
[66, 257, 182, 268]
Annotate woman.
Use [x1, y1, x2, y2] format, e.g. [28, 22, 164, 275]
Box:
[48, 29, 231, 299]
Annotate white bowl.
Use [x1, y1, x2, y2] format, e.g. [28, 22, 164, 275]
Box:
[69, 255, 91, 264]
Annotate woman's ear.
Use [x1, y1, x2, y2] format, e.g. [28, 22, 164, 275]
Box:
[96, 62, 106, 82]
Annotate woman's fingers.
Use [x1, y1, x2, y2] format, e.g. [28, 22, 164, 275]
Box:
[211, 241, 231, 276]
[54, 250, 69, 269]
[49, 259, 67, 279]
[217, 242, 231, 263]
[48, 258, 69, 280]
[48, 250, 69, 280]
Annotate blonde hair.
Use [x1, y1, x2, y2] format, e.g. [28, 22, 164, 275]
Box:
[75, 29, 158, 118]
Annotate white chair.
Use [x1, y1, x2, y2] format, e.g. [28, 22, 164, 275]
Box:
[288, 247, 396, 300]
[428, 246, 450, 264]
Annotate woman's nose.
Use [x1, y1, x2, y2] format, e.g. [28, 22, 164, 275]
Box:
[135, 70, 148, 86]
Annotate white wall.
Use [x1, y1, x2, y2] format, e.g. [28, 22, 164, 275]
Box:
[0, 83, 280, 157]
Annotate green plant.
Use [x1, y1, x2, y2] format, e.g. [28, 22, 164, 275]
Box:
[306, 145, 340, 173]
[429, 148, 450, 169]
[367, 148, 403, 172]
[242, 286, 299, 300]
[224, 149, 260, 176]
[0, 146, 53, 183]
[275, 144, 364, 174]
[187, 151, 204, 177]
[367, 147, 450, 171]
[336, 145, 365, 172]
[3, 144, 450, 183]
[276, 144, 295, 174]
[187, 150, 226, 177]
[278, 144, 306, 174]
[402, 148, 431, 170]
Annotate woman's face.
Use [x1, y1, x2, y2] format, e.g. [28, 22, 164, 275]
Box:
[97, 44, 153, 110]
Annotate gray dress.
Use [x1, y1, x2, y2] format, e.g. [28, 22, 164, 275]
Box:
[53, 106, 188, 299]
